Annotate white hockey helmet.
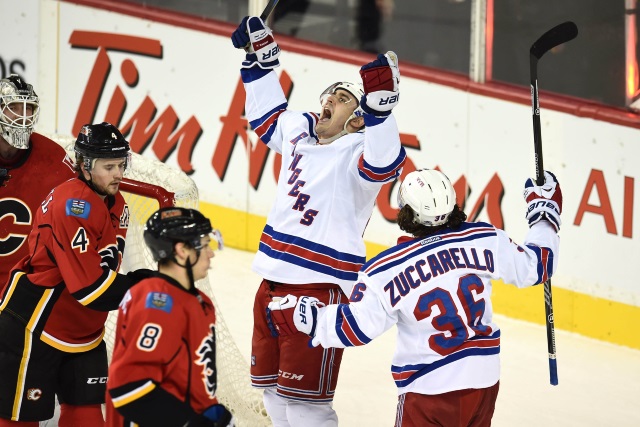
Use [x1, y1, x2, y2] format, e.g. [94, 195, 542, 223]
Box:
[0, 74, 40, 149]
[317, 82, 365, 144]
[319, 81, 365, 118]
[397, 169, 457, 226]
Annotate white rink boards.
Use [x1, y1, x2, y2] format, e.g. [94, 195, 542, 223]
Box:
[210, 248, 640, 427]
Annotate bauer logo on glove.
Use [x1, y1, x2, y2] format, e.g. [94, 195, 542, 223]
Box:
[359, 51, 400, 116]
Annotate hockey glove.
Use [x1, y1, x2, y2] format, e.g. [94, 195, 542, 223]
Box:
[359, 51, 400, 116]
[198, 404, 236, 427]
[293, 296, 325, 337]
[266, 294, 298, 337]
[524, 170, 563, 231]
[126, 268, 155, 283]
[231, 16, 280, 69]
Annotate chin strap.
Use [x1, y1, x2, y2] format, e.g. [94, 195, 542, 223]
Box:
[317, 114, 364, 145]
[174, 250, 201, 292]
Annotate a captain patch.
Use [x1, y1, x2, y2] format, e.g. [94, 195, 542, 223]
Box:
[145, 292, 173, 313]
[65, 199, 91, 219]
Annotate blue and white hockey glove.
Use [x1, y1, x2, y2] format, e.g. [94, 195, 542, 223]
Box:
[231, 16, 280, 69]
[293, 296, 325, 337]
[359, 51, 400, 116]
[524, 170, 563, 231]
[266, 294, 298, 337]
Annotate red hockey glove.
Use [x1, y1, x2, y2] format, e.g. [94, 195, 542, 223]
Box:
[266, 294, 298, 337]
[359, 51, 400, 116]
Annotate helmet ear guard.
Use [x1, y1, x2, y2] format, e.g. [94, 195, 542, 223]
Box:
[0, 74, 40, 149]
[397, 169, 457, 227]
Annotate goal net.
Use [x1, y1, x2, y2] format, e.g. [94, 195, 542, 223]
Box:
[50, 134, 270, 426]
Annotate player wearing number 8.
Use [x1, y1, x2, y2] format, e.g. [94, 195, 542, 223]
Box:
[105, 207, 233, 427]
[0, 122, 152, 426]
[271, 169, 562, 426]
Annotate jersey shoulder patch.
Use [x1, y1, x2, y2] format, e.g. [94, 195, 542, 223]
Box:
[65, 199, 91, 219]
[145, 292, 173, 313]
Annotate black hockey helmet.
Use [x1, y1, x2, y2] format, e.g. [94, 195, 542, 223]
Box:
[74, 122, 130, 171]
[144, 207, 219, 262]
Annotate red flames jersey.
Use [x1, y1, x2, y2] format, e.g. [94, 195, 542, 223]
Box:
[0, 133, 75, 285]
[0, 177, 129, 352]
[106, 275, 219, 425]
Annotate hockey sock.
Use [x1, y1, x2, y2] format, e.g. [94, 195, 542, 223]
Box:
[287, 401, 338, 427]
[58, 404, 104, 427]
[263, 388, 290, 427]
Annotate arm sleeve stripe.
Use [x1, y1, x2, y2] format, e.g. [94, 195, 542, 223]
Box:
[250, 103, 287, 143]
[111, 380, 157, 408]
[526, 244, 554, 284]
[335, 304, 371, 347]
[357, 147, 407, 183]
[77, 269, 116, 306]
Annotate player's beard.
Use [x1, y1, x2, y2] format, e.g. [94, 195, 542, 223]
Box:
[94, 180, 121, 196]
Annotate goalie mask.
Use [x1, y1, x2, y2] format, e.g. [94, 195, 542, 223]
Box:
[144, 207, 223, 263]
[318, 81, 365, 144]
[397, 169, 456, 227]
[0, 74, 40, 149]
[74, 122, 131, 172]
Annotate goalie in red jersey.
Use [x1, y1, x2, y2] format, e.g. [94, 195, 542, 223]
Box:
[0, 74, 75, 286]
[0, 122, 151, 426]
[106, 207, 234, 427]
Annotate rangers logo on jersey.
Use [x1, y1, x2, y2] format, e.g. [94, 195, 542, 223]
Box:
[195, 324, 217, 398]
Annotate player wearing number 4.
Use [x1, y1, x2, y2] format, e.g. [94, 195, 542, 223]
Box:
[232, 15, 406, 427]
[271, 169, 562, 427]
[105, 207, 233, 427]
[0, 122, 152, 426]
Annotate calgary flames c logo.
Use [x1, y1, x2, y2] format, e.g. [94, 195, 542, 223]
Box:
[27, 388, 42, 401]
[195, 324, 217, 398]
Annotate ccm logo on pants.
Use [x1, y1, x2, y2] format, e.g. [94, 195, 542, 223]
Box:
[87, 377, 108, 384]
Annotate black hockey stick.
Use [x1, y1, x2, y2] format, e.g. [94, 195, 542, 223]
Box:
[242, 0, 281, 50]
[260, 0, 281, 21]
[529, 21, 578, 386]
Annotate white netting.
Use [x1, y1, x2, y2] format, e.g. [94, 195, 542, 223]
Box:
[49, 134, 270, 426]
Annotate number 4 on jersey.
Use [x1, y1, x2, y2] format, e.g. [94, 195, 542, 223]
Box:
[71, 227, 90, 253]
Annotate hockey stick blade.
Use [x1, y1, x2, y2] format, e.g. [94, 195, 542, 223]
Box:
[260, 0, 281, 21]
[530, 21, 578, 60]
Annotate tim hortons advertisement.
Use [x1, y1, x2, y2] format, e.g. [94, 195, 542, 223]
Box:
[28, 2, 640, 346]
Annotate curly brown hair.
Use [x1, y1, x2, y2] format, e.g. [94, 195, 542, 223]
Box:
[397, 204, 468, 238]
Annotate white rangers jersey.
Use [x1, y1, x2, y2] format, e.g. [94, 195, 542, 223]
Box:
[242, 67, 406, 294]
[311, 221, 559, 395]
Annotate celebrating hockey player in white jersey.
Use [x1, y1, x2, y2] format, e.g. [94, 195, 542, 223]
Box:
[270, 169, 562, 426]
[231, 15, 406, 427]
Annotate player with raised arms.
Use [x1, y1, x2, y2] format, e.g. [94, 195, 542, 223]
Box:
[105, 207, 233, 427]
[271, 168, 562, 426]
[231, 14, 406, 427]
[0, 122, 151, 426]
[0, 74, 75, 286]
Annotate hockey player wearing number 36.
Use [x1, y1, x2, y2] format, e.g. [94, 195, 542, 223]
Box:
[231, 15, 406, 427]
[0, 122, 153, 427]
[105, 207, 233, 427]
[270, 169, 562, 427]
